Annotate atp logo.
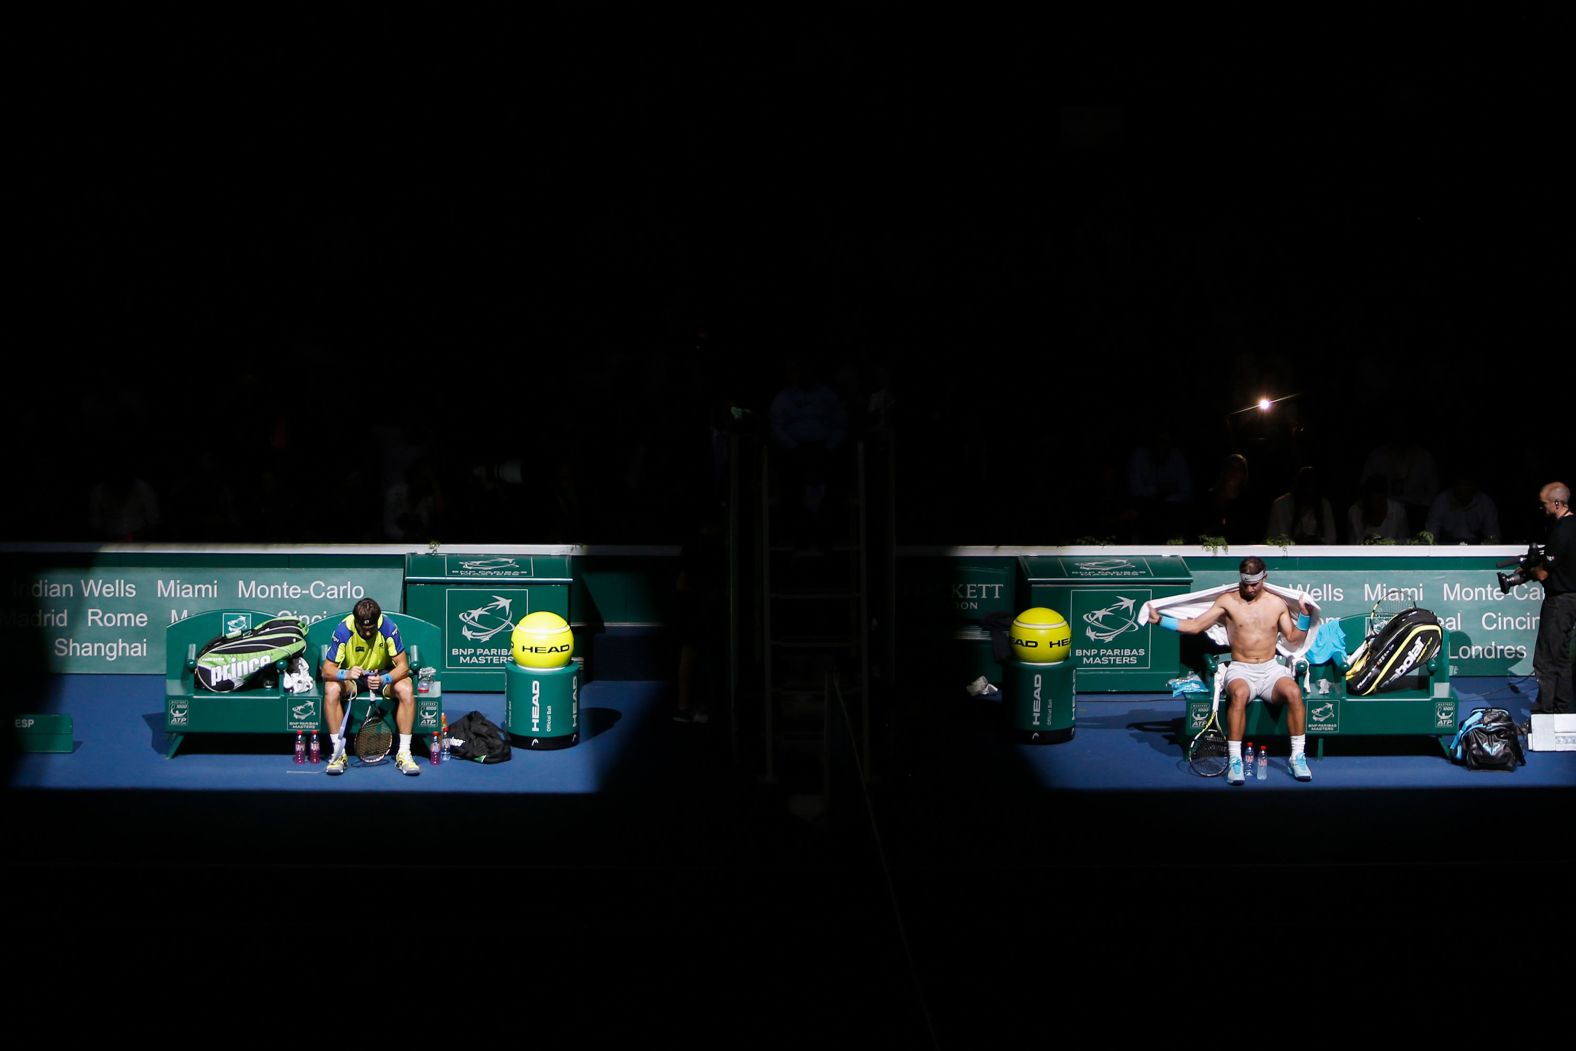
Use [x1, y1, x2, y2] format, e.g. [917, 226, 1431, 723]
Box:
[1083, 596, 1141, 643]
[418, 702, 439, 724]
[458, 595, 517, 642]
[1434, 702, 1455, 728]
[169, 700, 190, 726]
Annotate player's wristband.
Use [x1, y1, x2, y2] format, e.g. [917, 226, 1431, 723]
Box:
[1297, 614, 1311, 630]
[337, 669, 346, 681]
[1160, 615, 1179, 631]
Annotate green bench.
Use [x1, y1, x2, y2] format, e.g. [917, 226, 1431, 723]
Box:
[1184, 614, 1458, 759]
[164, 609, 444, 758]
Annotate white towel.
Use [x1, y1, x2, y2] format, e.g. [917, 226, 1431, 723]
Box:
[1138, 584, 1321, 660]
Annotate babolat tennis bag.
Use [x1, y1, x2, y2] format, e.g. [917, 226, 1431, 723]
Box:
[194, 617, 308, 692]
[1449, 707, 1526, 771]
[446, 710, 512, 763]
[1344, 607, 1444, 696]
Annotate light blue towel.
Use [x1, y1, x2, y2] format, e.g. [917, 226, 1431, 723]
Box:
[1304, 618, 1349, 668]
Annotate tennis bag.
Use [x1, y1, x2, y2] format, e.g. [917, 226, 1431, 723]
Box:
[446, 710, 512, 763]
[1344, 607, 1443, 696]
[1449, 707, 1526, 771]
[194, 617, 308, 692]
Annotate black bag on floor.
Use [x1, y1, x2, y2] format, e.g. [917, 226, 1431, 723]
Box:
[1449, 707, 1526, 771]
[1344, 607, 1443, 696]
[194, 617, 308, 692]
[447, 710, 512, 764]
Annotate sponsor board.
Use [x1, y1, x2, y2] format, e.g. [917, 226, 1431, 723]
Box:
[3, 566, 402, 674]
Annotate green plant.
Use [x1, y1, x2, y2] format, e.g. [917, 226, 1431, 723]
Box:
[1165, 537, 1186, 545]
[1264, 534, 1294, 554]
[1197, 535, 1228, 556]
[1407, 531, 1435, 546]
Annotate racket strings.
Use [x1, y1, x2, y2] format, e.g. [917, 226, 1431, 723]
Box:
[1188, 729, 1229, 776]
[356, 704, 393, 763]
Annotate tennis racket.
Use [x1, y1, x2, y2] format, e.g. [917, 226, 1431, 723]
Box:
[354, 679, 393, 764]
[1187, 662, 1230, 777]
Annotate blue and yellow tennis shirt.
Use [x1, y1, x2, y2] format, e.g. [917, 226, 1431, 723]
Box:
[327, 613, 404, 671]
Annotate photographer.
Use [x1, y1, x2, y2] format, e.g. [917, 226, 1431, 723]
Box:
[1530, 482, 1576, 715]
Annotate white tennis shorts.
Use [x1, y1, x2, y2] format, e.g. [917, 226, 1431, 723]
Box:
[1225, 658, 1294, 702]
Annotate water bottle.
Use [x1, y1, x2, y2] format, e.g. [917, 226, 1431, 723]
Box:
[429, 731, 442, 766]
[1243, 742, 1255, 779]
[294, 730, 306, 764]
[1256, 744, 1268, 781]
[309, 730, 322, 764]
[440, 712, 449, 761]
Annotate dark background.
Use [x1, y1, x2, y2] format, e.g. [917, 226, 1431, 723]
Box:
[13, 5, 1570, 547]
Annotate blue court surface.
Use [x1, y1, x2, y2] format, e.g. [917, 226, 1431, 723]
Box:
[7, 672, 1573, 1039]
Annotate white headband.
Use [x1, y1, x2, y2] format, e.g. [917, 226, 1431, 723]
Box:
[1239, 570, 1266, 584]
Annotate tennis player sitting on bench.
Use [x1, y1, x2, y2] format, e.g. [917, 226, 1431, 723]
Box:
[321, 597, 420, 777]
[1150, 557, 1313, 785]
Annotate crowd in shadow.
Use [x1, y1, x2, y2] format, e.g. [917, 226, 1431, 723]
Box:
[9, 333, 899, 549]
[6, 349, 1554, 552]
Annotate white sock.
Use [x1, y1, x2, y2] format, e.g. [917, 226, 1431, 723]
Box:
[1291, 734, 1306, 758]
[331, 735, 345, 757]
[1228, 741, 1242, 761]
[399, 734, 412, 755]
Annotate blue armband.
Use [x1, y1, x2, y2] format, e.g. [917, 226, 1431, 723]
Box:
[1297, 614, 1311, 630]
[337, 669, 347, 681]
[1160, 615, 1180, 631]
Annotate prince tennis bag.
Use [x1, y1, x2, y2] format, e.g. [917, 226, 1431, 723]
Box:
[1449, 707, 1526, 771]
[194, 617, 308, 692]
[1344, 607, 1443, 696]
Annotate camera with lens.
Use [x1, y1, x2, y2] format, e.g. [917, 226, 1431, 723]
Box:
[1496, 543, 1546, 594]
